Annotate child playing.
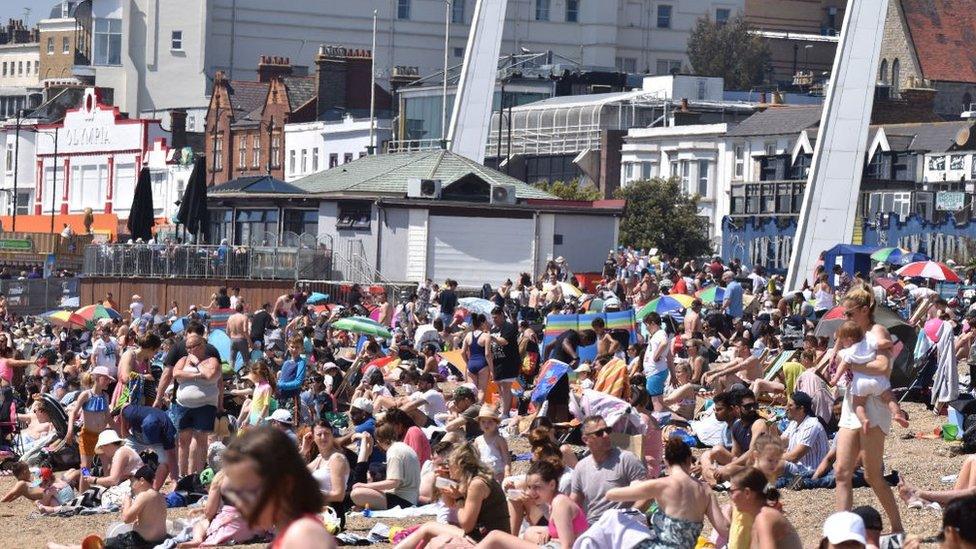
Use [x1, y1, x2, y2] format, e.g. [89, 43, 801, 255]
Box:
[64, 367, 114, 472]
[474, 405, 510, 482]
[2, 463, 74, 509]
[242, 360, 275, 427]
[829, 321, 908, 433]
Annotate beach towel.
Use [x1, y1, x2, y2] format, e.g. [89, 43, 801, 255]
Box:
[932, 320, 959, 406]
[593, 357, 631, 400]
[531, 360, 570, 404]
[542, 311, 637, 360]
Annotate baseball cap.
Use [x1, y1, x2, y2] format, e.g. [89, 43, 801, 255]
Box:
[851, 505, 883, 532]
[350, 398, 373, 415]
[269, 408, 293, 424]
[822, 511, 866, 546]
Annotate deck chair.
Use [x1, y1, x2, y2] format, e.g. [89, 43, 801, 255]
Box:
[763, 350, 798, 382]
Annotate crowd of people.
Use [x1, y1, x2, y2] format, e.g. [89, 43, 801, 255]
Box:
[0, 248, 973, 548]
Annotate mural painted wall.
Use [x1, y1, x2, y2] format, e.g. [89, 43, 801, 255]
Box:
[722, 215, 976, 271]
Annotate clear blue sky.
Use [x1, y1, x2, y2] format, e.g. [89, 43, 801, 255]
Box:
[0, 1, 49, 28]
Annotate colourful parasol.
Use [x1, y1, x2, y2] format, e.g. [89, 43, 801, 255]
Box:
[895, 261, 961, 282]
[331, 316, 393, 338]
[695, 285, 725, 303]
[636, 294, 695, 319]
[41, 309, 86, 327]
[871, 247, 929, 265]
[74, 303, 122, 322]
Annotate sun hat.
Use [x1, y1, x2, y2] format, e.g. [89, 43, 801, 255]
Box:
[95, 429, 124, 453]
[822, 511, 866, 546]
[91, 366, 116, 382]
[269, 409, 293, 424]
[576, 363, 592, 373]
[351, 398, 373, 415]
[477, 405, 501, 421]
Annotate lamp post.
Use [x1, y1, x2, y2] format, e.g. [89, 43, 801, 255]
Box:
[368, 9, 377, 154]
[49, 127, 59, 234]
[442, 0, 451, 145]
[11, 108, 23, 231]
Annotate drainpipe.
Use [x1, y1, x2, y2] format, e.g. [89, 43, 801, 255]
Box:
[374, 199, 383, 278]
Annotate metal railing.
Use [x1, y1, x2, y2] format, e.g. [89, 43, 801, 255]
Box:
[82, 243, 333, 280]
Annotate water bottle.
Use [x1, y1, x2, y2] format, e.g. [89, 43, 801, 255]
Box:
[363, 504, 372, 518]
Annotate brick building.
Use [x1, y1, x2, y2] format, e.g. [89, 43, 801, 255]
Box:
[879, 0, 976, 118]
[205, 47, 391, 186]
[37, 1, 91, 84]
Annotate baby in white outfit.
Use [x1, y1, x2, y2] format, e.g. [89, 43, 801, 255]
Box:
[830, 320, 909, 433]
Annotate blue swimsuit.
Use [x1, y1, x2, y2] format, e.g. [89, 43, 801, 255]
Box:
[467, 331, 488, 374]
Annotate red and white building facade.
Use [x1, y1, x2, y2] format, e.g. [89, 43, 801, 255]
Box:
[32, 88, 170, 217]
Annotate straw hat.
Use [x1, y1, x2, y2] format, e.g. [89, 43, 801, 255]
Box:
[91, 366, 116, 382]
[477, 405, 501, 421]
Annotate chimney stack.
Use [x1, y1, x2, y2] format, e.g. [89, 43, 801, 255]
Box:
[170, 109, 187, 151]
[257, 55, 293, 83]
[315, 45, 349, 118]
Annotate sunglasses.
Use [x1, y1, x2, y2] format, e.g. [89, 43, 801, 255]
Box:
[584, 427, 611, 438]
[221, 484, 262, 508]
[740, 402, 758, 410]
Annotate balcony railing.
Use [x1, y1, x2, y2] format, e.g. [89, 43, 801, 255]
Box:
[82, 243, 333, 280]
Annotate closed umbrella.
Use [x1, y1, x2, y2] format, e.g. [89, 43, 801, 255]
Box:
[127, 167, 155, 241]
[332, 316, 393, 339]
[175, 156, 210, 243]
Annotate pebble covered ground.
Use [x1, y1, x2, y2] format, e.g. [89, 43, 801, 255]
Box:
[0, 400, 954, 548]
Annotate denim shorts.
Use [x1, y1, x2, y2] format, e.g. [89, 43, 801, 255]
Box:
[177, 404, 216, 432]
[645, 369, 669, 397]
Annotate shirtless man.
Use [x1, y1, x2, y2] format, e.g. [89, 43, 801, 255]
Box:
[591, 317, 620, 359]
[47, 465, 168, 549]
[683, 299, 703, 341]
[702, 339, 764, 393]
[226, 303, 250, 367]
[376, 291, 393, 326]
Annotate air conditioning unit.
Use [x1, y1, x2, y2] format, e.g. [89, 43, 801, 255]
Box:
[490, 184, 517, 205]
[406, 178, 442, 199]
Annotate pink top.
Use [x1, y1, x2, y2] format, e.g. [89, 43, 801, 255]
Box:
[548, 495, 589, 539]
[402, 425, 431, 466]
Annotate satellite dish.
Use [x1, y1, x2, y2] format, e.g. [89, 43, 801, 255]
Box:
[956, 127, 970, 147]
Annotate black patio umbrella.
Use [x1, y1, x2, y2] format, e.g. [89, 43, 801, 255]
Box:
[126, 167, 155, 241]
[175, 156, 210, 243]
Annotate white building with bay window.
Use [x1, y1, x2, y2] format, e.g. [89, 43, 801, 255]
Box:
[621, 123, 730, 244]
[283, 116, 392, 182]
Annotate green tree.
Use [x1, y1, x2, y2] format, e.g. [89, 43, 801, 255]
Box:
[615, 178, 713, 258]
[534, 180, 602, 201]
[687, 15, 771, 90]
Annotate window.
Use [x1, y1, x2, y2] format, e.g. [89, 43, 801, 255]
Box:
[5, 143, 13, 172]
[734, 144, 745, 178]
[891, 58, 900, 94]
[171, 30, 183, 51]
[928, 155, 946, 171]
[791, 154, 812, 179]
[1, 62, 5, 76]
[300, 149, 308, 174]
[764, 142, 777, 156]
[344, 153, 353, 164]
[616, 57, 637, 73]
[312, 148, 319, 172]
[238, 138, 246, 168]
[655, 59, 681, 75]
[535, 0, 550, 21]
[641, 161, 654, 179]
[397, 0, 411, 20]
[657, 5, 672, 28]
[878, 59, 888, 84]
[17, 61, 22, 75]
[213, 134, 223, 171]
[289, 150, 296, 174]
[62, 36, 70, 54]
[566, 0, 579, 22]
[47, 37, 54, 54]
[336, 202, 371, 230]
[867, 191, 911, 220]
[283, 209, 318, 237]
[696, 160, 709, 196]
[271, 133, 281, 167]
[234, 209, 279, 246]
[716, 8, 730, 24]
[452, 0, 465, 23]
[329, 153, 339, 168]
[453, 47, 464, 58]
[94, 18, 123, 65]
[252, 135, 260, 168]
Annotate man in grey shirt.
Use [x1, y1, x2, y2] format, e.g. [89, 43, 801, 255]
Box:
[570, 415, 648, 524]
